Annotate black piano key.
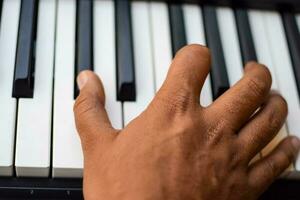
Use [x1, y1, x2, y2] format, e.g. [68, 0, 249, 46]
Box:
[235, 9, 257, 64]
[12, 0, 38, 98]
[282, 12, 300, 97]
[115, 0, 136, 101]
[168, 3, 187, 55]
[203, 6, 230, 100]
[75, 0, 93, 98]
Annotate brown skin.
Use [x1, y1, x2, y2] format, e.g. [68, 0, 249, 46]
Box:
[74, 45, 300, 200]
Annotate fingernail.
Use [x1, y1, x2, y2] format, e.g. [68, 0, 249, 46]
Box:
[77, 71, 89, 90]
[291, 137, 300, 151]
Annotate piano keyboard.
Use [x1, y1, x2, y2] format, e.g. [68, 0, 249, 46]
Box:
[0, 0, 300, 198]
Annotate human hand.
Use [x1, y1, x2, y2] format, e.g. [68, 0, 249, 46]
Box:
[74, 45, 300, 200]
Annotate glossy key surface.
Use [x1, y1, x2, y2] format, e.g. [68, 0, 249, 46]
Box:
[12, 0, 38, 98]
[115, 0, 136, 101]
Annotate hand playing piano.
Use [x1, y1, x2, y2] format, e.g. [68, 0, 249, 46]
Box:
[73, 45, 300, 200]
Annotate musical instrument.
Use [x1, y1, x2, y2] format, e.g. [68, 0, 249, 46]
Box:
[0, 0, 299, 199]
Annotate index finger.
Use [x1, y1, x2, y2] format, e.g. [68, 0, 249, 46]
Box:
[208, 62, 272, 132]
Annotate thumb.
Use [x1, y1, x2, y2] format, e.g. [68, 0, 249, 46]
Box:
[74, 70, 117, 150]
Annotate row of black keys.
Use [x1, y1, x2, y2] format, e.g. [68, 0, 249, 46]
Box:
[11, 0, 300, 101]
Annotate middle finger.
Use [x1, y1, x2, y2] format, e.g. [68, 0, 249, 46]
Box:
[208, 62, 272, 132]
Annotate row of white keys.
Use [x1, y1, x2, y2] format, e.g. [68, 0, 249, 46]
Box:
[263, 11, 300, 170]
[94, 0, 122, 129]
[182, 4, 212, 107]
[248, 10, 290, 158]
[53, 0, 83, 178]
[150, 2, 172, 91]
[217, 7, 244, 86]
[15, 0, 56, 177]
[0, 0, 20, 176]
[123, 2, 155, 125]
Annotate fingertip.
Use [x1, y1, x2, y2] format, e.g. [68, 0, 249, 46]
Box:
[173, 44, 212, 83]
[268, 91, 288, 117]
[77, 70, 94, 90]
[269, 89, 281, 95]
[244, 62, 272, 96]
[277, 136, 300, 165]
[244, 61, 259, 71]
[77, 71, 88, 90]
[245, 62, 272, 84]
[290, 136, 300, 155]
[73, 70, 115, 148]
[176, 44, 211, 63]
[158, 44, 212, 107]
[76, 70, 106, 105]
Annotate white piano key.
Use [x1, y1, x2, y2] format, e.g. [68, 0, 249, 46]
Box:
[264, 11, 300, 170]
[182, 5, 205, 45]
[15, 0, 56, 177]
[94, 0, 122, 129]
[249, 11, 278, 89]
[217, 7, 243, 86]
[297, 14, 300, 30]
[52, 0, 83, 178]
[150, 2, 173, 91]
[123, 2, 155, 125]
[183, 4, 212, 107]
[249, 10, 289, 157]
[0, 0, 20, 176]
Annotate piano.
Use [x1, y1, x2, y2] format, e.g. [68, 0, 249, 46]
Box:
[0, 0, 299, 199]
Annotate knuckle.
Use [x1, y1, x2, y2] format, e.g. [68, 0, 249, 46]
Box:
[265, 146, 294, 179]
[222, 99, 243, 116]
[205, 118, 231, 143]
[268, 110, 283, 131]
[228, 144, 243, 168]
[74, 92, 101, 118]
[250, 130, 265, 148]
[73, 95, 99, 147]
[265, 158, 278, 178]
[156, 88, 194, 114]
